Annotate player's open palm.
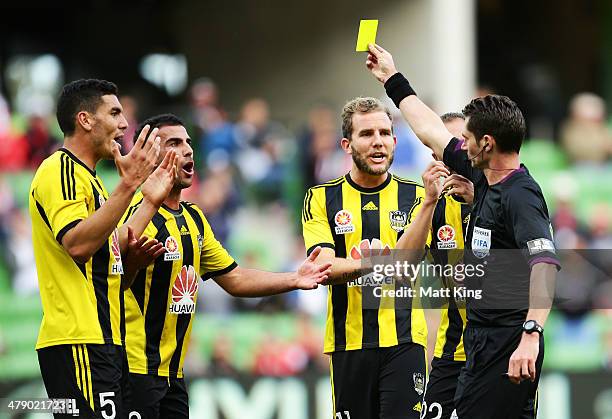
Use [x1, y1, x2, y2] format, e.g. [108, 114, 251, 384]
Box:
[113, 124, 162, 189]
[141, 150, 178, 207]
[422, 161, 450, 204]
[366, 44, 398, 84]
[295, 246, 332, 289]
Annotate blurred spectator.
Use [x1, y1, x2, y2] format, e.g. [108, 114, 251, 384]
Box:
[190, 78, 236, 166]
[298, 103, 349, 187]
[205, 334, 240, 377]
[252, 333, 309, 377]
[24, 114, 59, 168]
[118, 95, 139, 153]
[6, 209, 37, 295]
[234, 98, 289, 203]
[560, 93, 612, 164]
[196, 166, 240, 245]
[0, 128, 29, 172]
[586, 204, 612, 249]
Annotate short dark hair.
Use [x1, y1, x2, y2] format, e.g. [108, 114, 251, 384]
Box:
[341, 97, 392, 140]
[56, 79, 118, 136]
[462, 95, 526, 153]
[133, 113, 185, 142]
[440, 112, 465, 123]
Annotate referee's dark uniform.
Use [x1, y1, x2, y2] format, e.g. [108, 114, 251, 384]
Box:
[442, 137, 560, 419]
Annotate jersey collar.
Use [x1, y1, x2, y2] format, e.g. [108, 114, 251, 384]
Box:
[345, 172, 392, 194]
[59, 148, 97, 176]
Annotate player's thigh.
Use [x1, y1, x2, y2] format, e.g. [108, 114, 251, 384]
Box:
[126, 373, 168, 419]
[37, 344, 96, 419]
[422, 358, 463, 419]
[379, 342, 426, 419]
[330, 349, 380, 419]
[159, 378, 190, 419]
[85, 344, 126, 419]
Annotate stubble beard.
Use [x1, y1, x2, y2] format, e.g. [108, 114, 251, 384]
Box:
[351, 146, 394, 176]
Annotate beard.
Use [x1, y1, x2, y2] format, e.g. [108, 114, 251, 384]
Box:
[351, 146, 394, 175]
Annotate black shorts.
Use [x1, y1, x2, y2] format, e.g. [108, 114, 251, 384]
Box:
[422, 357, 464, 419]
[38, 343, 127, 419]
[127, 373, 189, 419]
[330, 342, 426, 419]
[454, 326, 543, 419]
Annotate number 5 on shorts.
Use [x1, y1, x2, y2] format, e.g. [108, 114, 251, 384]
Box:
[99, 392, 116, 419]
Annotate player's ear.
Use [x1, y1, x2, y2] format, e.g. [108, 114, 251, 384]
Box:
[76, 111, 94, 132]
[340, 137, 352, 154]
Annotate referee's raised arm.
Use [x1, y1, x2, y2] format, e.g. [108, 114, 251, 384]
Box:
[365, 43, 454, 160]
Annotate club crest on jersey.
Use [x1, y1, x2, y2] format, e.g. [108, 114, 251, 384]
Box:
[164, 236, 181, 261]
[197, 234, 203, 251]
[110, 228, 124, 274]
[437, 225, 457, 249]
[413, 372, 425, 395]
[334, 210, 355, 235]
[472, 226, 491, 258]
[98, 195, 106, 207]
[169, 265, 198, 314]
[389, 210, 407, 232]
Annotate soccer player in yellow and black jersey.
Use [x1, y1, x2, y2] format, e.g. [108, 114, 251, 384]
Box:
[422, 112, 473, 419]
[29, 79, 177, 418]
[302, 97, 457, 419]
[121, 114, 332, 419]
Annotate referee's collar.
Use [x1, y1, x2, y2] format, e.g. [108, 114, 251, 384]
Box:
[345, 172, 392, 194]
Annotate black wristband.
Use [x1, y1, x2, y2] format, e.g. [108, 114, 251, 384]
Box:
[384, 72, 416, 108]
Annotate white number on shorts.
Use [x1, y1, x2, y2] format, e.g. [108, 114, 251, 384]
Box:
[99, 392, 116, 419]
[129, 412, 142, 419]
[335, 411, 351, 419]
[428, 402, 442, 419]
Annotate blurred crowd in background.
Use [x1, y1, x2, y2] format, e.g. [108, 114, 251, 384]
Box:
[0, 77, 611, 379]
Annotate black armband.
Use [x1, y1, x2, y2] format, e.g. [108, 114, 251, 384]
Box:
[384, 72, 417, 108]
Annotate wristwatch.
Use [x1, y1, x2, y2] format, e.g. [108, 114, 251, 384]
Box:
[522, 320, 544, 336]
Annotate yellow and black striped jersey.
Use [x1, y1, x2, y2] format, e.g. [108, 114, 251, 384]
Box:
[29, 148, 124, 349]
[122, 196, 236, 378]
[303, 173, 431, 354]
[430, 196, 471, 361]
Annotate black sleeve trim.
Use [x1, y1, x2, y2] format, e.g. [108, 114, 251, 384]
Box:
[306, 243, 335, 256]
[56, 219, 83, 244]
[202, 261, 238, 281]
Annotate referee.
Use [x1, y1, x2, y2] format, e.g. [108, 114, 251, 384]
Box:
[365, 45, 559, 419]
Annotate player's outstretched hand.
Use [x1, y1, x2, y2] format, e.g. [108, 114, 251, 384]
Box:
[422, 161, 450, 204]
[122, 226, 165, 289]
[507, 333, 539, 384]
[295, 246, 333, 289]
[366, 44, 399, 84]
[443, 174, 474, 204]
[141, 150, 179, 207]
[113, 124, 162, 190]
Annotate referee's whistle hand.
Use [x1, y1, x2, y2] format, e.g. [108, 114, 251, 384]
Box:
[507, 332, 539, 384]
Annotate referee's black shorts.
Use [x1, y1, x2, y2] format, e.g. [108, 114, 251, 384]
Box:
[454, 326, 543, 419]
[422, 357, 464, 419]
[126, 373, 189, 419]
[330, 342, 426, 419]
[37, 343, 128, 419]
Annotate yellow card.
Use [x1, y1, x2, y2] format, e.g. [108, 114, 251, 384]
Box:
[356, 19, 378, 52]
